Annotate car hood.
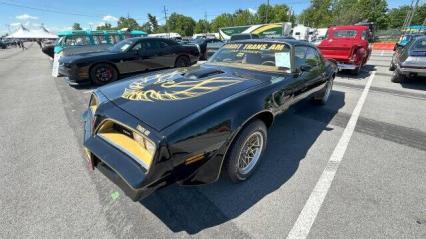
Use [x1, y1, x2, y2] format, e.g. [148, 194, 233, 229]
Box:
[59, 50, 115, 63]
[99, 64, 266, 131]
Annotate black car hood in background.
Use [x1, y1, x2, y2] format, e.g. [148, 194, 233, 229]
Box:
[59, 50, 117, 63]
[99, 65, 267, 131]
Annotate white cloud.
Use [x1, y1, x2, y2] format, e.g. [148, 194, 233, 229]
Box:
[16, 14, 38, 21]
[102, 15, 118, 22]
[248, 8, 257, 14]
[9, 22, 21, 27]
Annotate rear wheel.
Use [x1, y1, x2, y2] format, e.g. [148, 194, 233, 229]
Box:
[313, 79, 333, 105]
[90, 63, 118, 85]
[175, 56, 191, 68]
[351, 65, 362, 75]
[224, 120, 267, 182]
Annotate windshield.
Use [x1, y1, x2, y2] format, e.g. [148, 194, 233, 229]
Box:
[208, 42, 292, 72]
[110, 39, 135, 52]
[412, 38, 426, 51]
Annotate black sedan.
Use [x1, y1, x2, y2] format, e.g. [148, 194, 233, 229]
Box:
[59, 37, 200, 85]
[82, 39, 337, 201]
[390, 36, 426, 83]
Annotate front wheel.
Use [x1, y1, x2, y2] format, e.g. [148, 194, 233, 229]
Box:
[224, 120, 267, 182]
[391, 71, 405, 83]
[175, 56, 191, 68]
[90, 63, 118, 85]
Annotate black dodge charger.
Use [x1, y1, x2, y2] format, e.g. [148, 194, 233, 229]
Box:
[59, 37, 200, 85]
[83, 39, 337, 201]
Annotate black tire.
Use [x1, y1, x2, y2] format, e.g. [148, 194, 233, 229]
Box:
[313, 79, 333, 105]
[90, 63, 118, 85]
[391, 71, 405, 83]
[224, 120, 267, 183]
[351, 65, 362, 75]
[175, 55, 191, 68]
[389, 62, 395, 71]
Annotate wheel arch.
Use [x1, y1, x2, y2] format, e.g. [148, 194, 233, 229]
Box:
[89, 61, 120, 78]
[174, 54, 191, 66]
[220, 110, 274, 170]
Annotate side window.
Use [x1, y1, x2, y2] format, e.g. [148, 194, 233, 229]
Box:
[64, 36, 90, 46]
[361, 31, 367, 41]
[141, 40, 157, 50]
[159, 40, 170, 48]
[305, 47, 321, 67]
[294, 46, 307, 68]
[132, 42, 142, 51]
[93, 35, 107, 45]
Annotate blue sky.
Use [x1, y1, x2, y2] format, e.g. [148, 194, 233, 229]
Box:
[0, 0, 407, 35]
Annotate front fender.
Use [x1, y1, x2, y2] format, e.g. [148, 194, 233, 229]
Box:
[165, 85, 275, 185]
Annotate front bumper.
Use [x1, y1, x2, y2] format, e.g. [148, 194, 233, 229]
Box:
[59, 64, 90, 85]
[82, 109, 171, 201]
[397, 64, 426, 77]
[337, 63, 358, 71]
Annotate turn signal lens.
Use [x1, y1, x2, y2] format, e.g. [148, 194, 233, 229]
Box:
[133, 132, 156, 158]
[89, 94, 98, 113]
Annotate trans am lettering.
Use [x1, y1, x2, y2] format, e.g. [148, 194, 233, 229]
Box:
[121, 75, 242, 102]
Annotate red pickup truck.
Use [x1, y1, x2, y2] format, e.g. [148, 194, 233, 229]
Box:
[318, 25, 371, 75]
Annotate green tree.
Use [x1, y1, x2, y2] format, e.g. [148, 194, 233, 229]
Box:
[148, 14, 159, 33]
[233, 9, 256, 25]
[72, 23, 82, 30]
[331, 0, 363, 25]
[357, 0, 388, 29]
[96, 23, 113, 30]
[411, 4, 426, 26]
[166, 13, 196, 36]
[210, 13, 235, 32]
[117, 17, 139, 30]
[194, 19, 210, 33]
[387, 6, 410, 28]
[299, 0, 333, 27]
[140, 22, 152, 34]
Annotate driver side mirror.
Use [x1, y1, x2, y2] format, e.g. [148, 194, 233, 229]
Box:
[299, 64, 312, 72]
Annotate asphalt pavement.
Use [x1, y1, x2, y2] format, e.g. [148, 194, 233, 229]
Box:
[0, 45, 425, 239]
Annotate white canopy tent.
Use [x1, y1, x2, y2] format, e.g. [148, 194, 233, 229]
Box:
[6, 24, 58, 39]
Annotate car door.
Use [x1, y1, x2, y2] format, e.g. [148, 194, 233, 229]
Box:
[292, 46, 319, 102]
[273, 46, 309, 111]
[303, 47, 327, 94]
[136, 39, 165, 70]
[141, 39, 176, 69]
[116, 40, 146, 74]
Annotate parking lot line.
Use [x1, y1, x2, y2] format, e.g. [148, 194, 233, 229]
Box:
[286, 71, 376, 239]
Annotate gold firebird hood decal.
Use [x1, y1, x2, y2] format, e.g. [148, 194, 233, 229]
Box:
[121, 71, 243, 102]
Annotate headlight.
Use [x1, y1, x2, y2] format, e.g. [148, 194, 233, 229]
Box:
[133, 132, 156, 157]
[96, 120, 156, 169]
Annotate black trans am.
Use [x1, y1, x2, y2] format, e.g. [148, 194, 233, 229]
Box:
[59, 37, 200, 85]
[82, 39, 337, 201]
